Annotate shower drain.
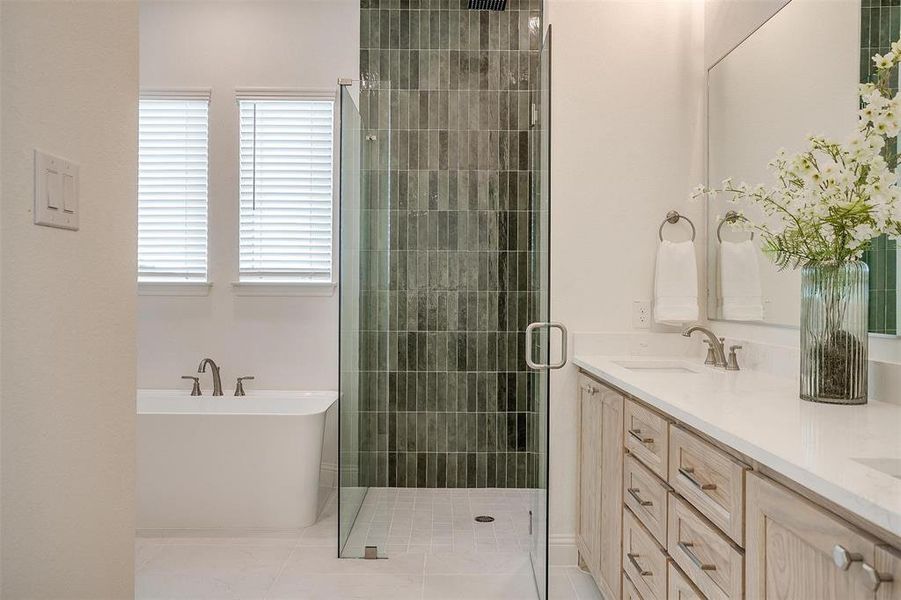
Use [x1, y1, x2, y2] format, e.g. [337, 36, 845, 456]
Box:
[474, 515, 495, 523]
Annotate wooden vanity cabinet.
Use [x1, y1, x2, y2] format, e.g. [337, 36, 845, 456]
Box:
[668, 562, 705, 600]
[746, 472, 885, 600]
[577, 367, 901, 600]
[876, 545, 901, 600]
[577, 373, 624, 600]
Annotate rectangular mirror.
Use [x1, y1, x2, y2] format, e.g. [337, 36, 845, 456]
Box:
[706, 0, 898, 334]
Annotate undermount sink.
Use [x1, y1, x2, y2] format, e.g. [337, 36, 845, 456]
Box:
[853, 457, 901, 480]
[612, 359, 700, 374]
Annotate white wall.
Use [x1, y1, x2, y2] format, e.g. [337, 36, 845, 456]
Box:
[139, 0, 357, 475]
[546, 0, 705, 562]
[138, 0, 358, 393]
[1, 1, 138, 596]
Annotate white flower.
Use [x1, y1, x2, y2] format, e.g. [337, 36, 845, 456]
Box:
[867, 135, 886, 153]
[689, 185, 708, 202]
[860, 105, 877, 124]
[851, 223, 877, 244]
[874, 52, 895, 69]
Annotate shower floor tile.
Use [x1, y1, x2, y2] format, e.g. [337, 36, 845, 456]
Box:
[343, 487, 533, 556]
[135, 489, 599, 600]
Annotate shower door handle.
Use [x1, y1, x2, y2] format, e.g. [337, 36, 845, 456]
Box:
[525, 322, 568, 371]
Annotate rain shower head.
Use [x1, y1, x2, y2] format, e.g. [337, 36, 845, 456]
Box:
[468, 0, 507, 10]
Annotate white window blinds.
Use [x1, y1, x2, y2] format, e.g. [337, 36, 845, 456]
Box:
[138, 95, 209, 282]
[238, 98, 335, 283]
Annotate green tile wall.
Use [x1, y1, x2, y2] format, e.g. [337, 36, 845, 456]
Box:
[358, 0, 543, 488]
[862, 0, 899, 335]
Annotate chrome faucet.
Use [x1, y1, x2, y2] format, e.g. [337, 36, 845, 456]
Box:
[681, 325, 728, 368]
[197, 358, 223, 396]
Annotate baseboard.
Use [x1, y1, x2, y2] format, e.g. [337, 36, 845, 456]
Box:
[549, 533, 578, 566]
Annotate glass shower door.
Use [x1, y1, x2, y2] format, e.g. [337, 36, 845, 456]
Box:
[338, 83, 365, 557]
[338, 81, 391, 558]
[527, 28, 554, 600]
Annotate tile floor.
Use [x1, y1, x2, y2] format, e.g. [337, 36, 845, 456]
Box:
[135, 489, 602, 600]
[343, 487, 534, 556]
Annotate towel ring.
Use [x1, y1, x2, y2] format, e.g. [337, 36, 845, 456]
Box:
[658, 210, 696, 242]
[716, 210, 755, 243]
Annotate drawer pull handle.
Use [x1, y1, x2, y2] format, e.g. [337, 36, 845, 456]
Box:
[862, 562, 894, 592]
[581, 384, 599, 396]
[627, 487, 653, 507]
[678, 466, 717, 491]
[832, 545, 863, 571]
[627, 552, 652, 577]
[678, 542, 717, 571]
[628, 428, 654, 445]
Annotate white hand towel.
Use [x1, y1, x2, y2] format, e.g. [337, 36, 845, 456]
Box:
[719, 240, 764, 321]
[654, 240, 699, 325]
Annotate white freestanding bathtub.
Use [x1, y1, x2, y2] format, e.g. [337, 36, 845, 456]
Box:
[136, 389, 337, 531]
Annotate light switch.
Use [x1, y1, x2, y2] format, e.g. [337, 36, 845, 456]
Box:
[34, 150, 79, 231]
[46, 168, 61, 209]
[62, 173, 76, 213]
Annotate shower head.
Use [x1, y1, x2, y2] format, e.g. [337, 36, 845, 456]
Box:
[468, 0, 507, 10]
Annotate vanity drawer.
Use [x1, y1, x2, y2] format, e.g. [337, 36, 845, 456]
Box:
[668, 562, 705, 600]
[625, 399, 669, 480]
[668, 495, 743, 600]
[669, 426, 746, 545]
[623, 571, 645, 600]
[624, 453, 670, 547]
[623, 507, 668, 600]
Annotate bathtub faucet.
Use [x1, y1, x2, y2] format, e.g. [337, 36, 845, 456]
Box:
[197, 358, 223, 396]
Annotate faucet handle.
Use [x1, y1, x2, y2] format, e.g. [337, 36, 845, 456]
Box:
[181, 375, 202, 396]
[701, 340, 717, 365]
[235, 376, 255, 397]
[726, 345, 743, 371]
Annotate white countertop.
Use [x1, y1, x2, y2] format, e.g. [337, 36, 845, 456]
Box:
[574, 354, 901, 541]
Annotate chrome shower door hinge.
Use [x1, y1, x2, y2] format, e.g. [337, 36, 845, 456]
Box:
[530, 103, 539, 127]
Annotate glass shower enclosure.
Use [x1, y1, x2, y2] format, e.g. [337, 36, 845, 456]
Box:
[338, 79, 391, 558]
[336, 25, 554, 600]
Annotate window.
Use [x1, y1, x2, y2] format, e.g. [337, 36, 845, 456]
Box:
[138, 94, 210, 282]
[238, 96, 335, 283]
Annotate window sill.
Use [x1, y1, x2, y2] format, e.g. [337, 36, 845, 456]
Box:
[231, 281, 337, 297]
[138, 282, 212, 297]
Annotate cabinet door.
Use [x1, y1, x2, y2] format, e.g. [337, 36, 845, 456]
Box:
[746, 472, 877, 600]
[598, 384, 624, 599]
[577, 375, 603, 573]
[875, 545, 901, 600]
[669, 562, 705, 600]
[576, 374, 623, 600]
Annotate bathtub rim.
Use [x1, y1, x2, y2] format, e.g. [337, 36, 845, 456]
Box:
[137, 389, 337, 416]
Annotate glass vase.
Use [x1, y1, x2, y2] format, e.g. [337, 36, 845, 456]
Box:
[800, 261, 868, 404]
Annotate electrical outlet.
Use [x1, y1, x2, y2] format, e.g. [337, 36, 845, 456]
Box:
[632, 300, 651, 329]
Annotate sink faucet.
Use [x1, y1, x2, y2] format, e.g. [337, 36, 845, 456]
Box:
[197, 358, 223, 396]
[681, 325, 727, 368]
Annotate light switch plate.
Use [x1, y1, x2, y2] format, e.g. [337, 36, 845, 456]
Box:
[34, 149, 79, 231]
